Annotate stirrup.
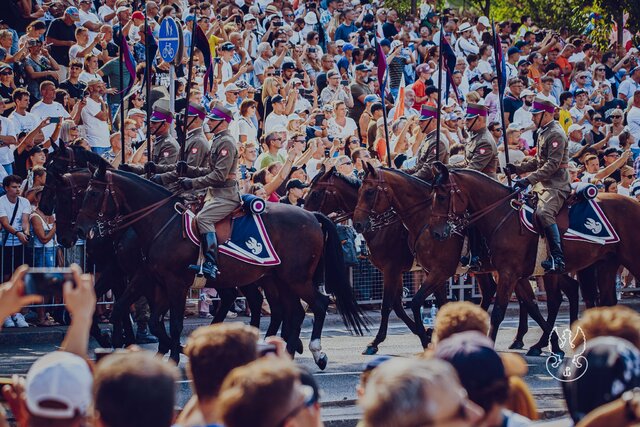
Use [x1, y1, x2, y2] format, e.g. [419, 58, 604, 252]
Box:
[541, 257, 565, 273]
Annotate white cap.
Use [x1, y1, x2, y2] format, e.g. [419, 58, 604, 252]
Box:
[26, 352, 93, 419]
[243, 13, 257, 22]
[520, 89, 536, 98]
[224, 83, 240, 92]
[390, 40, 403, 50]
[304, 12, 318, 25]
[568, 124, 585, 133]
[478, 16, 490, 27]
[127, 108, 146, 117]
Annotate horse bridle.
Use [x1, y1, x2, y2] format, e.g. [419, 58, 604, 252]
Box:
[53, 172, 85, 231]
[312, 175, 356, 224]
[431, 172, 519, 236]
[87, 171, 174, 237]
[354, 172, 431, 233]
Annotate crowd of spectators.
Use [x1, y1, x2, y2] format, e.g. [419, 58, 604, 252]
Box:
[2, 269, 640, 427]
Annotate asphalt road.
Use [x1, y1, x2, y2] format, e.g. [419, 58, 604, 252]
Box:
[0, 305, 580, 425]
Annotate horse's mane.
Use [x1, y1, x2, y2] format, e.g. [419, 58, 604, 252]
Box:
[381, 167, 433, 189]
[334, 170, 361, 189]
[47, 145, 112, 172]
[450, 169, 511, 192]
[112, 169, 173, 197]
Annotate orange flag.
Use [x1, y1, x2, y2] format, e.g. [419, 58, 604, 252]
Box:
[393, 74, 406, 120]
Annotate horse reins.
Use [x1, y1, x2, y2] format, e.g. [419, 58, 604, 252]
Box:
[53, 172, 85, 231]
[90, 171, 175, 236]
[312, 177, 355, 224]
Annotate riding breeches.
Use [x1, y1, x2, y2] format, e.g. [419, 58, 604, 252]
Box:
[536, 188, 570, 228]
[196, 194, 242, 233]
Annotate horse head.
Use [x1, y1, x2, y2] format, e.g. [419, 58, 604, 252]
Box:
[76, 162, 117, 240]
[429, 163, 469, 241]
[305, 165, 360, 216]
[353, 163, 392, 233]
[54, 170, 91, 248]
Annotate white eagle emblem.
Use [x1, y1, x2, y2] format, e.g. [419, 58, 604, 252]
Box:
[245, 237, 263, 255]
[584, 218, 602, 234]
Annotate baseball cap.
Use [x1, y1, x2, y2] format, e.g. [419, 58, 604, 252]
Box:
[457, 22, 473, 33]
[207, 105, 234, 123]
[65, 6, 80, 19]
[630, 66, 640, 75]
[390, 40, 403, 51]
[115, 6, 130, 14]
[568, 124, 585, 134]
[520, 88, 535, 98]
[282, 61, 296, 70]
[516, 59, 531, 67]
[243, 13, 257, 22]
[224, 83, 240, 92]
[286, 179, 308, 190]
[478, 16, 490, 27]
[631, 179, 640, 197]
[220, 42, 235, 51]
[435, 331, 506, 392]
[574, 88, 588, 96]
[25, 352, 93, 419]
[355, 63, 371, 72]
[127, 108, 146, 117]
[416, 63, 432, 75]
[562, 336, 640, 423]
[507, 46, 521, 56]
[304, 13, 318, 25]
[363, 94, 379, 104]
[343, 43, 355, 52]
[271, 94, 285, 104]
[184, 14, 196, 23]
[379, 39, 391, 47]
[131, 10, 144, 20]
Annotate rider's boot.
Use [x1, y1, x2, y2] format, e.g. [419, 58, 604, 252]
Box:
[460, 228, 482, 271]
[135, 322, 159, 344]
[541, 224, 565, 273]
[189, 232, 220, 280]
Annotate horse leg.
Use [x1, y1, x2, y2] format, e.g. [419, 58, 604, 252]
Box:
[262, 284, 283, 338]
[577, 264, 598, 308]
[240, 283, 264, 329]
[90, 273, 115, 348]
[596, 260, 620, 306]
[168, 286, 189, 364]
[212, 287, 238, 324]
[409, 273, 447, 348]
[559, 275, 580, 325]
[307, 289, 330, 370]
[508, 279, 529, 350]
[476, 273, 497, 311]
[148, 286, 172, 355]
[109, 283, 141, 349]
[363, 268, 404, 355]
[516, 276, 560, 357]
[489, 273, 519, 344]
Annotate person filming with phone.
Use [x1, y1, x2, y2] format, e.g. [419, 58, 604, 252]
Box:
[319, 70, 353, 109]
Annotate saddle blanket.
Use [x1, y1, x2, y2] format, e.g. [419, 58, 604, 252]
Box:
[184, 210, 281, 266]
[520, 199, 619, 245]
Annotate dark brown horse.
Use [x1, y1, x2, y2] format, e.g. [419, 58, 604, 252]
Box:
[41, 145, 266, 354]
[428, 165, 640, 347]
[352, 165, 579, 354]
[76, 163, 367, 368]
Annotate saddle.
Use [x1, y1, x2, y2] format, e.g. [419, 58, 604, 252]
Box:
[518, 183, 619, 245]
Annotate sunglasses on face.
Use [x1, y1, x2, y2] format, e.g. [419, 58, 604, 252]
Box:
[625, 175, 635, 179]
[339, 161, 352, 166]
[70, 126, 78, 130]
[0, 71, 12, 75]
[612, 115, 622, 118]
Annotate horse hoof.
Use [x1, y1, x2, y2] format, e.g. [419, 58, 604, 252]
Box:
[169, 352, 180, 364]
[509, 340, 525, 350]
[296, 339, 304, 355]
[179, 345, 185, 354]
[526, 347, 543, 357]
[316, 354, 328, 371]
[362, 345, 379, 355]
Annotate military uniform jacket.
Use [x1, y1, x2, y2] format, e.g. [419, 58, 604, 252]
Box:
[185, 129, 239, 199]
[127, 133, 180, 175]
[515, 121, 571, 191]
[465, 127, 498, 179]
[404, 131, 449, 180]
[156, 128, 211, 177]
[154, 134, 180, 165]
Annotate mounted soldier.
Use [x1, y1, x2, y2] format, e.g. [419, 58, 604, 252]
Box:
[120, 99, 180, 175]
[403, 105, 449, 180]
[464, 103, 498, 179]
[508, 97, 571, 272]
[173, 106, 241, 280]
[149, 103, 211, 183]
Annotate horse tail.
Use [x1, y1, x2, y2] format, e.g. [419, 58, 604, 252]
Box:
[313, 212, 369, 336]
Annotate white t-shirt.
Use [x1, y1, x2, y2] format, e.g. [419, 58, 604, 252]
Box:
[8, 111, 39, 165]
[78, 10, 101, 42]
[618, 78, 640, 100]
[98, 5, 116, 25]
[81, 97, 110, 148]
[327, 117, 357, 140]
[69, 43, 101, 64]
[264, 112, 289, 131]
[0, 116, 17, 166]
[30, 101, 71, 141]
[618, 185, 631, 197]
[569, 105, 593, 135]
[79, 71, 101, 85]
[476, 59, 493, 80]
[0, 195, 30, 247]
[512, 106, 534, 147]
[237, 117, 258, 145]
[627, 106, 640, 142]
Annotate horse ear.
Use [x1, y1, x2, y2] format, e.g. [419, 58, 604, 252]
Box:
[318, 163, 326, 176]
[365, 161, 377, 177]
[58, 139, 65, 151]
[96, 160, 107, 179]
[432, 161, 449, 185]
